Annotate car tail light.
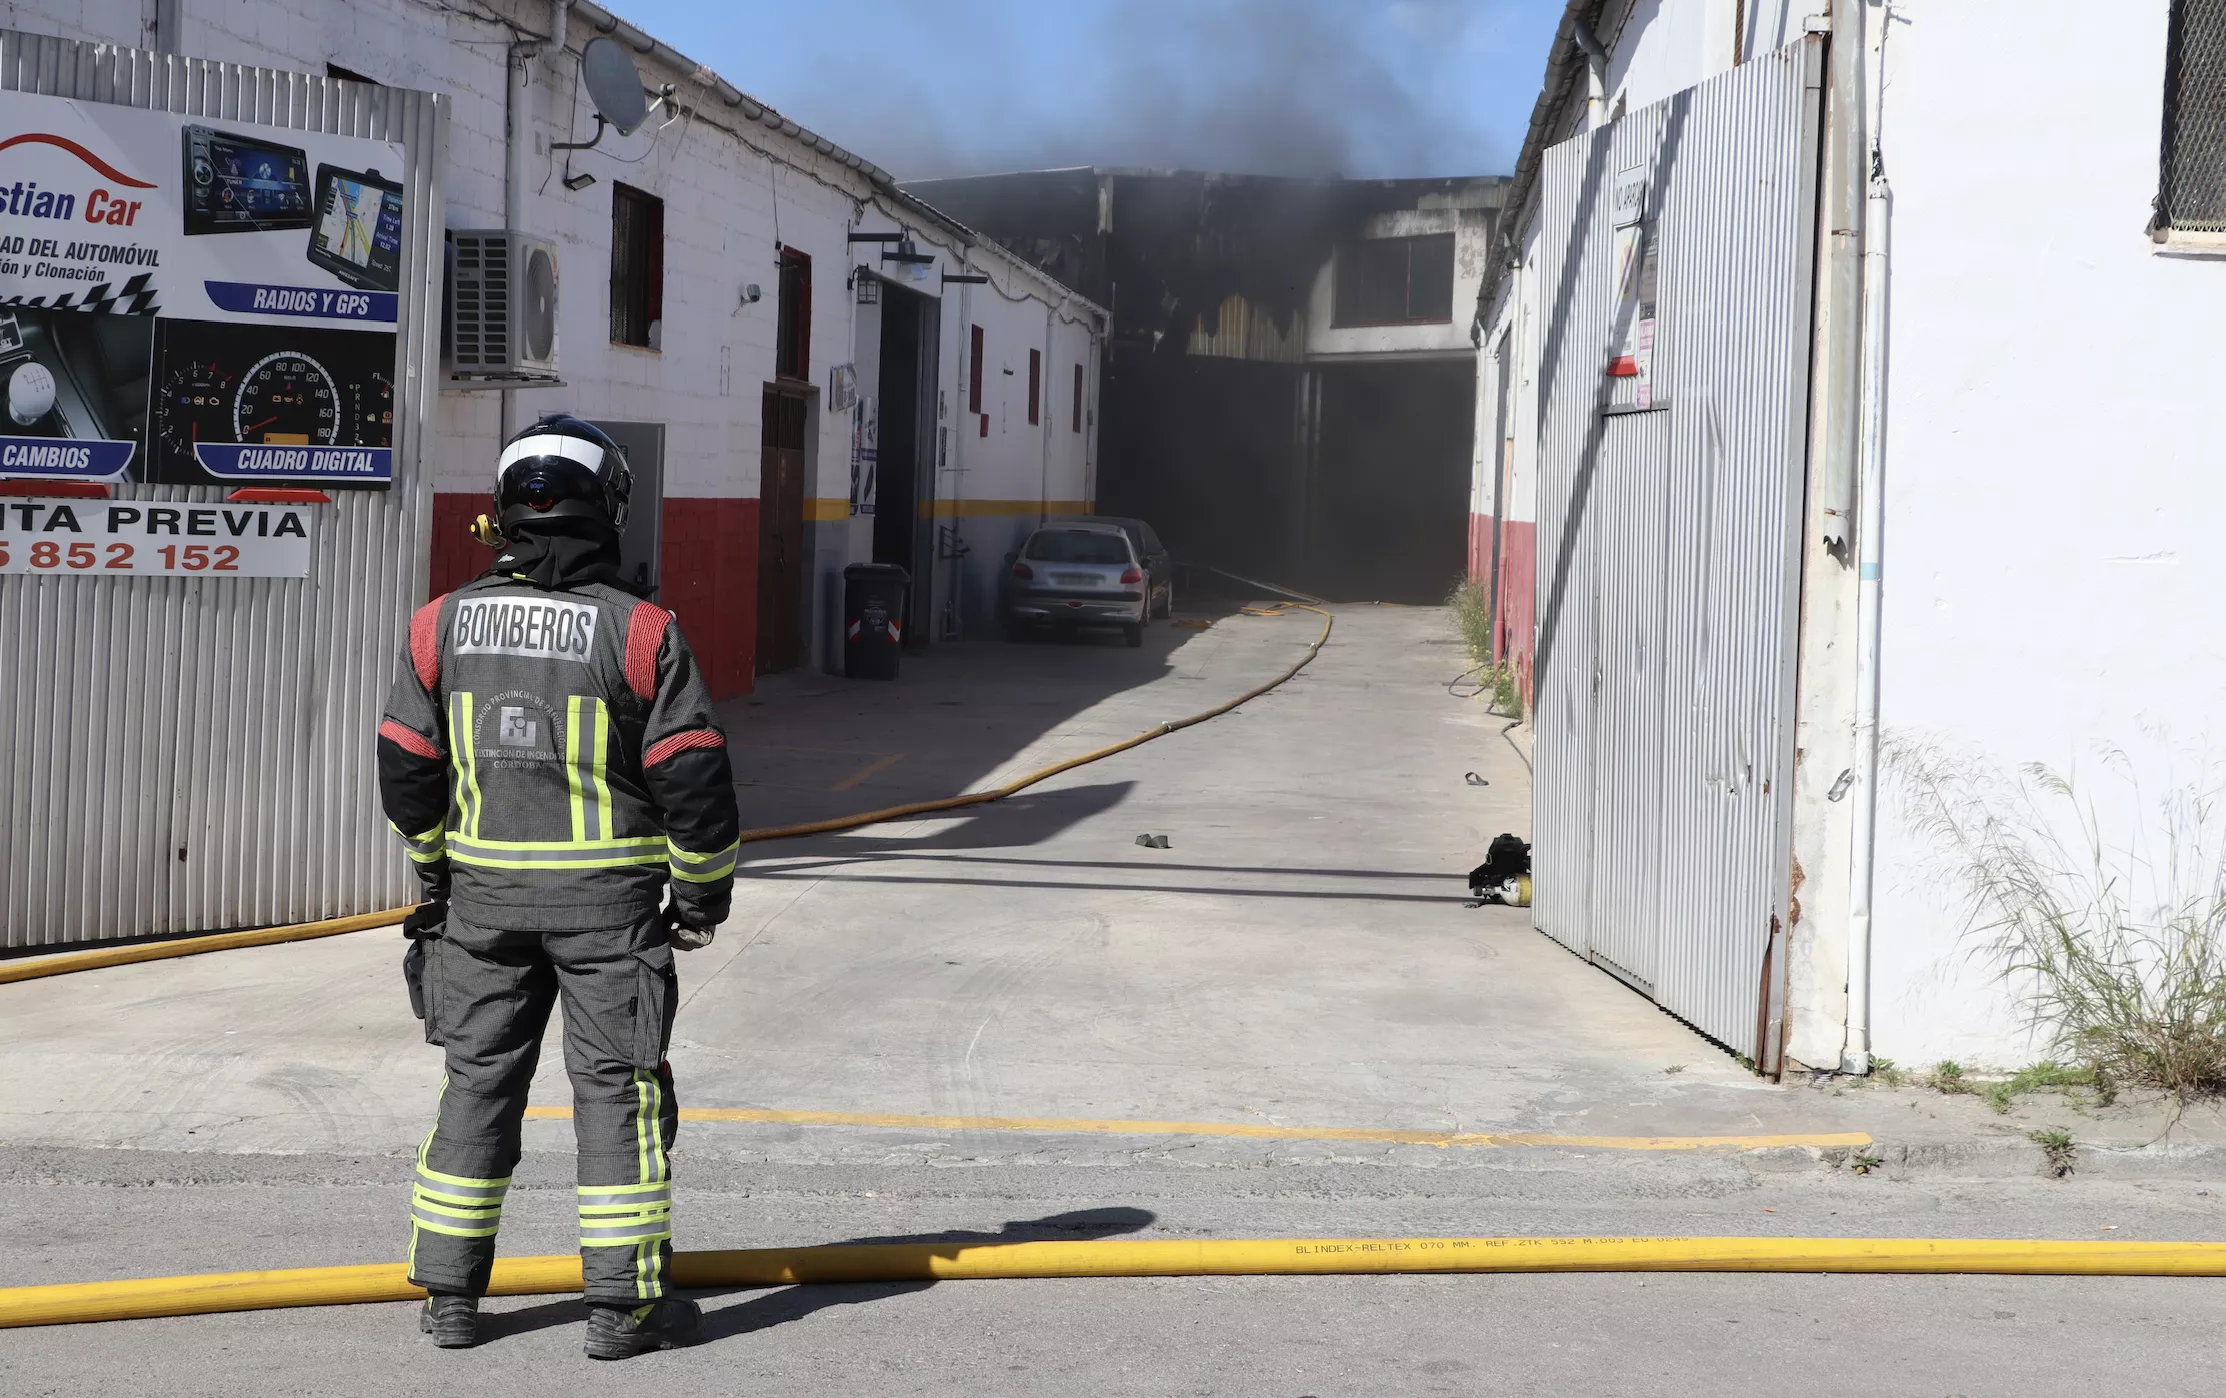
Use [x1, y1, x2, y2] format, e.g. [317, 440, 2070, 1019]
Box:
[1120, 567, 1143, 584]
[1011, 562, 1034, 580]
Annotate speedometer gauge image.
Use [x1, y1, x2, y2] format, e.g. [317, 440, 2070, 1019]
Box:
[147, 319, 398, 485]
[233, 351, 339, 445]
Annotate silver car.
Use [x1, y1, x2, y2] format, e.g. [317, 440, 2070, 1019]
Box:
[1002, 522, 1149, 647]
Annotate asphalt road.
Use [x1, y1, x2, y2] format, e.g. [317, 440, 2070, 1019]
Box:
[5, 605, 2223, 1394]
[5, 1149, 2225, 1396]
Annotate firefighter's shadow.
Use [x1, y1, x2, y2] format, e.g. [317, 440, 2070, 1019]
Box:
[480, 1206, 1156, 1345]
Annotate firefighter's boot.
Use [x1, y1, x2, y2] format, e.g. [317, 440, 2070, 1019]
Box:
[584, 1297, 702, 1359]
[419, 1292, 480, 1349]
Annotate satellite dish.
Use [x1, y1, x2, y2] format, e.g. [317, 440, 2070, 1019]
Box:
[580, 37, 648, 137]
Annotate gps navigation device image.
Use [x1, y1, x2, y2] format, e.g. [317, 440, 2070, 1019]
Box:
[306, 163, 404, 292]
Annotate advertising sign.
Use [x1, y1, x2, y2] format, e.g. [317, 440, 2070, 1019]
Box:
[0, 497, 314, 577]
[0, 93, 405, 487]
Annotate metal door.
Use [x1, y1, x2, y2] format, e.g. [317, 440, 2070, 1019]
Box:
[757, 388, 808, 674]
[590, 420, 664, 599]
[1531, 38, 1823, 1054]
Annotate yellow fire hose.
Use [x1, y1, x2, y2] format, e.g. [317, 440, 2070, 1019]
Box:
[0, 606, 1334, 984]
[5, 1234, 2224, 1329]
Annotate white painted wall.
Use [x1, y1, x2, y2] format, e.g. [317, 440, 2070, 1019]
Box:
[1864, 0, 2225, 1066]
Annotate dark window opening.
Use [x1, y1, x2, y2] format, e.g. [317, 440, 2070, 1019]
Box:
[1027, 348, 1042, 425]
[968, 324, 984, 413]
[776, 248, 811, 380]
[327, 63, 381, 85]
[609, 183, 664, 349]
[1332, 233, 1456, 326]
[2160, 0, 2226, 233]
[1072, 362, 1084, 433]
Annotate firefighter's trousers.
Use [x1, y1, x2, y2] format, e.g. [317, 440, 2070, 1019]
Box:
[405, 912, 680, 1303]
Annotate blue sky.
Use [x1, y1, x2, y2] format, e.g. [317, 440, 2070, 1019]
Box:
[607, 1, 1563, 181]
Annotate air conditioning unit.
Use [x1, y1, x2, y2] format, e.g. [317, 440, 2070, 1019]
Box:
[448, 230, 561, 383]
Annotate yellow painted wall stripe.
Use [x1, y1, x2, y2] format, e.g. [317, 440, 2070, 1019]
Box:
[519, 1105, 1868, 1152]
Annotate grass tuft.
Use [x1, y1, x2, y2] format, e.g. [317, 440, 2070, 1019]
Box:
[1887, 738, 2226, 1107]
[1982, 1062, 2095, 1114]
[1446, 578, 1523, 719]
[2029, 1127, 2077, 1177]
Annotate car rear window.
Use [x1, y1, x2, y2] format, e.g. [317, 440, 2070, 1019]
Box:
[1026, 530, 1131, 564]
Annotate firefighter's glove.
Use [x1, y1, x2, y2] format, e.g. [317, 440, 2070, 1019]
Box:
[401, 900, 448, 940]
[662, 905, 716, 952]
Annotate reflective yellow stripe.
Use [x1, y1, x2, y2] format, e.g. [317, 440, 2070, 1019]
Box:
[591, 701, 613, 835]
[450, 692, 482, 839]
[567, 695, 588, 844]
[667, 837, 739, 884]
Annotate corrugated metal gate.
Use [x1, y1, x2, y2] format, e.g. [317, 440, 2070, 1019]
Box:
[0, 31, 445, 947]
[1532, 39, 1823, 1057]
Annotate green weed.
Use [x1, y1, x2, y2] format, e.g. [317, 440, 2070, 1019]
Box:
[1981, 1062, 2095, 1114]
[1887, 739, 2226, 1106]
[2028, 1127, 2077, 1177]
[1448, 577, 1492, 657]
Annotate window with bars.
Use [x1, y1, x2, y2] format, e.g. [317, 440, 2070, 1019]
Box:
[1072, 362, 1083, 433]
[609, 183, 663, 348]
[1027, 348, 1041, 425]
[2160, 0, 2226, 234]
[1331, 233, 1455, 326]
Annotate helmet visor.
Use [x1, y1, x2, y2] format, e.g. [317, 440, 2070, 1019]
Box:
[497, 456, 605, 517]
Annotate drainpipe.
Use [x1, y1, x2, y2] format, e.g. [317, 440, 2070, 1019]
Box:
[501, 1, 572, 440]
[1843, 162, 1891, 1076]
[1570, 20, 1610, 130]
[1816, 0, 1866, 548]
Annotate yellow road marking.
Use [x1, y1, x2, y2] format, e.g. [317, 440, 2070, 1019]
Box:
[521, 1105, 1867, 1152]
[830, 752, 905, 792]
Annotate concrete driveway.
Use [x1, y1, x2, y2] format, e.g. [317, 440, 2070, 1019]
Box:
[6, 602, 2221, 1394]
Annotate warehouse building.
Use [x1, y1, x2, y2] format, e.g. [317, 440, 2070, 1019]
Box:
[906, 168, 1503, 602]
[0, 0, 1101, 946]
[1476, 0, 2226, 1069]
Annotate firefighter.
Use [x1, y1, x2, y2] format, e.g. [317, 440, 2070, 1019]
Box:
[376, 414, 740, 1358]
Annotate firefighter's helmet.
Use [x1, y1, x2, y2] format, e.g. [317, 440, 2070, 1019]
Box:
[493, 414, 633, 538]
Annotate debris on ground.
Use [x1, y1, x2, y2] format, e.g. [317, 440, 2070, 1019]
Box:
[1465, 833, 1533, 908]
[1136, 833, 1171, 849]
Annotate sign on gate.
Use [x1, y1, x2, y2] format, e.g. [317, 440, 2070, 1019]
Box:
[0, 498, 314, 576]
[0, 93, 406, 487]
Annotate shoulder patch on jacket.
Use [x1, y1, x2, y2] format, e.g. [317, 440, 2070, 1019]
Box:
[624, 600, 672, 701]
[409, 596, 446, 691]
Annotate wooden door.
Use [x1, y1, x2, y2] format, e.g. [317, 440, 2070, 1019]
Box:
[757, 389, 808, 674]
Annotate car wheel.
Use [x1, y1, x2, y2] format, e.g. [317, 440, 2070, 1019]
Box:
[1122, 623, 1144, 648]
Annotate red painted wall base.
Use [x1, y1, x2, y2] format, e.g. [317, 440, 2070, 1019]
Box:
[428, 491, 761, 699]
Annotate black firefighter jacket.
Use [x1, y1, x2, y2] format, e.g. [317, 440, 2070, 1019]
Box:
[376, 574, 741, 931]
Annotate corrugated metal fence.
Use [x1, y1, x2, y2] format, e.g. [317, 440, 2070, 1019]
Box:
[0, 30, 444, 948]
[1531, 38, 1823, 1057]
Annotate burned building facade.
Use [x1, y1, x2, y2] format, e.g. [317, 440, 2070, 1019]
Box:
[903, 169, 1505, 601]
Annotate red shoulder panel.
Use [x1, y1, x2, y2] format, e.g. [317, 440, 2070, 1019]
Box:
[378, 718, 443, 760]
[409, 596, 445, 691]
[624, 601, 672, 701]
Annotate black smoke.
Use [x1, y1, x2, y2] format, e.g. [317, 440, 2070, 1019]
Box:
[747, 0, 1500, 180]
